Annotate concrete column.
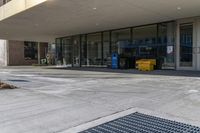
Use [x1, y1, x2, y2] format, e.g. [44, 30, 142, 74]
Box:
[0, 40, 8, 66]
[196, 18, 200, 70]
[38, 42, 41, 65]
[5, 40, 9, 66]
[175, 21, 180, 70]
[193, 20, 198, 70]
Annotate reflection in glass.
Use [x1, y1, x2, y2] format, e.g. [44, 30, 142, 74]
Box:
[87, 33, 102, 66]
[111, 29, 131, 54]
[55, 38, 63, 65]
[103, 32, 110, 65]
[55, 22, 176, 69]
[132, 25, 157, 59]
[62, 38, 72, 66]
[158, 22, 175, 68]
[81, 35, 87, 66]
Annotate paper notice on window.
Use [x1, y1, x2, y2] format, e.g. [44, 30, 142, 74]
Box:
[167, 46, 173, 54]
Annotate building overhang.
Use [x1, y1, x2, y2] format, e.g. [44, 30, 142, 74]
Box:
[0, 0, 200, 42]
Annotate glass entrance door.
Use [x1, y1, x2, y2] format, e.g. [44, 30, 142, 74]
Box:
[179, 23, 193, 67]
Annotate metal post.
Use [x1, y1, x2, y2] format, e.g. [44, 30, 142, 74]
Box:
[38, 42, 41, 65]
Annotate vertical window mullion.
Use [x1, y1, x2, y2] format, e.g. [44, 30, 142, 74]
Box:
[109, 31, 112, 54]
[79, 35, 82, 67]
[101, 32, 104, 65]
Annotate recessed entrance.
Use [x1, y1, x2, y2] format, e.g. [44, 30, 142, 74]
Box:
[56, 21, 176, 70]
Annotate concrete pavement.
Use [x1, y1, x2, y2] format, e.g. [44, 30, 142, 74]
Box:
[0, 67, 200, 133]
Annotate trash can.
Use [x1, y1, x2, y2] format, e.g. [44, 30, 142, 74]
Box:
[119, 57, 129, 69]
[136, 59, 156, 71]
[111, 53, 119, 69]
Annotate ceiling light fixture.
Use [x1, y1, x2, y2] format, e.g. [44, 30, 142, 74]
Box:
[93, 0, 97, 10]
[177, 6, 181, 10]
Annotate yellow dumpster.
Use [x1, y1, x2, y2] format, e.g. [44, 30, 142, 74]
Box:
[136, 59, 156, 71]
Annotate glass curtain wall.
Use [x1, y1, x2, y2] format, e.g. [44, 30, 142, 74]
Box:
[56, 36, 80, 67]
[87, 33, 102, 66]
[132, 23, 175, 69]
[55, 21, 176, 69]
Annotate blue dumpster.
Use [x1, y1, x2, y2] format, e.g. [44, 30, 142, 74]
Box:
[111, 53, 119, 69]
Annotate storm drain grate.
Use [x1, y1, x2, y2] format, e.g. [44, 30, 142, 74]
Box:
[81, 112, 200, 133]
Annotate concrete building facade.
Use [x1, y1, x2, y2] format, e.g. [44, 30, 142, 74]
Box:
[0, 40, 48, 66]
[0, 0, 200, 70]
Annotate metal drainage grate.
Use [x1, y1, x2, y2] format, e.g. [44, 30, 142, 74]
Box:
[81, 112, 200, 133]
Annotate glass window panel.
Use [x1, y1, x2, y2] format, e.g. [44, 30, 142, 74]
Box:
[87, 33, 102, 66]
[72, 36, 80, 67]
[103, 32, 110, 65]
[24, 41, 38, 60]
[158, 22, 175, 69]
[55, 38, 63, 65]
[81, 35, 87, 66]
[132, 25, 157, 59]
[180, 23, 193, 67]
[62, 37, 72, 66]
[111, 29, 130, 54]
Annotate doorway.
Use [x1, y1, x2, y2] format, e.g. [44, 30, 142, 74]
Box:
[178, 23, 194, 69]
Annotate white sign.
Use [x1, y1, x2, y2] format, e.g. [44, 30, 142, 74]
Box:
[167, 46, 173, 54]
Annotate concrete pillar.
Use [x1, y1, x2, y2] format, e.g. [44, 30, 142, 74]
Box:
[0, 40, 8, 66]
[5, 40, 9, 66]
[196, 18, 200, 70]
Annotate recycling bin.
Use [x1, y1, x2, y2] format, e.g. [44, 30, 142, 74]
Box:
[111, 53, 119, 69]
